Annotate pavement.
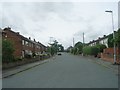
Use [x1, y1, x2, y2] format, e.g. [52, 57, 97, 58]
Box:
[2, 56, 55, 78]
[2, 53, 119, 79]
[82, 55, 119, 74]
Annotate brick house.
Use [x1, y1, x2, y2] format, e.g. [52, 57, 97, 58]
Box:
[2, 27, 47, 59]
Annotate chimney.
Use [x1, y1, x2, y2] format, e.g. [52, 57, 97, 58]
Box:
[104, 35, 106, 37]
[17, 32, 19, 34]
[7, 27, 11, 30]
[34, 39, 36, 42]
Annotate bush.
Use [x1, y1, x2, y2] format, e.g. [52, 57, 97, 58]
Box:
[83, 46, 91, 55]
[2, 40, 15, 63]
[25, 54, 32, 59]
[32, 52, 36, 57]
[96, 44, 107, 52]
[108, 34, 114, 47]
[83, 46, 99, 57]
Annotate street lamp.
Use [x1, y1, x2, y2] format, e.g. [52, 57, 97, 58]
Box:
[105, 10, 116, 64]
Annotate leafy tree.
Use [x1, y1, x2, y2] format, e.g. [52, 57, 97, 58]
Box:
[75, 42, 83, 54]
[2, 40, 15, 63]
[71, 42, 83, 55]
[47, 40, 64, 55]
[58, 44, 64, 52]
[115, 28, 120, 47]
[96, 44, 107, 52]
[66, 46, 73, 52]
[108, 34, 114, 48]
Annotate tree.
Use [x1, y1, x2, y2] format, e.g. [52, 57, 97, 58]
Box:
[66, 46, 73, 52]
[71, 42, 83, 55]
[75, 42, 83, 54]
[108, 34, 114, 48]
[115, 28, 120, 47]
[58, 44, 64, 52]
[2, 40, 15, 63]
[47, 40, 64, 55]
[96, 44, 107, 52]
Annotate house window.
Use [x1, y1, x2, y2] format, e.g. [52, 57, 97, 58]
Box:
[22, 40, 24, 45]
[29, 43, 31, 47]
[25, 41, 29, 46]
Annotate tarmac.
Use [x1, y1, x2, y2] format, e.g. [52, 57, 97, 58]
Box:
[83, 55, 119, 74]
[1, 54, 119, 79]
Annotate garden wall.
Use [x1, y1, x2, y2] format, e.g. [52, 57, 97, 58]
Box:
[101, 48, 120, 63]
[2, 55, 50, 70]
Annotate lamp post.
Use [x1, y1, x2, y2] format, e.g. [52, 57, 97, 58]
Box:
[105, 10, 116, 64]
[73, 37, 75, 47]
[83, 32, 85, 47]
[82, 32, 85, 56]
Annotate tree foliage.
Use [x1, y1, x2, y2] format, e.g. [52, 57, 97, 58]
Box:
[83, 46, 99, 57]
[58, 44, 64, 52]
[47, 40, 64, 56]
[96, 44, 107, 52]
[2, 40, 15, 63]
[83, 44, 106, 57]
[115, 28, 120, 47]
[108, 34, 114, 48]
[71, 42, 83, 55]
[108, 29, 120, 48]
[66, 46, 73, 52]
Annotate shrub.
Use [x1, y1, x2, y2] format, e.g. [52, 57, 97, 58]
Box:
[108, 34, 114, 48]
[32, 52, 36, 57]
[14, 57, 22, 62]
[2, 40, 15, 63]
[83, 46, 99, 57]
[25, 54, 32, 59]
[96, 44, 107, 52]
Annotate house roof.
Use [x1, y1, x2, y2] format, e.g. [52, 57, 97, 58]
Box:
[2, 27, 46, 47]
[87, 34, 109, 45]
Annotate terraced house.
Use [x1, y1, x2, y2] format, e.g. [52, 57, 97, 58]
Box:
[2, 27, 47, 59]
[87, 33, 120, 63]
[87, 35, 109, 47]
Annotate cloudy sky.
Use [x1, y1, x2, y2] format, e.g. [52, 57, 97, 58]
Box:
[0, 0, 119, 49]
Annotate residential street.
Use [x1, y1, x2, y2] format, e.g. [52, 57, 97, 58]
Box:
[2, 53, 118, 88]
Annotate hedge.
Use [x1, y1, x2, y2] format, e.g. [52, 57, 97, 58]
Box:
[83, 46, 99, 56]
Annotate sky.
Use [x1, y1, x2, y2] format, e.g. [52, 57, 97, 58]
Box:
[0, 0, 119, 49]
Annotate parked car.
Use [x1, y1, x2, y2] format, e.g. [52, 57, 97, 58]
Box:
[57, 53, 62, 55]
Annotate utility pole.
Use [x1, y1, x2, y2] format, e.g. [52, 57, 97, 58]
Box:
[73, 37, 75, 47]
[83, 32, 85, 47]
[82, 32, 85, 56]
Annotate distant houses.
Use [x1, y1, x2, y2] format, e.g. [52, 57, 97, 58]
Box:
[87, 35, 109, 48]
[86, 32, 120, 64]
[2, 27, 47, 59]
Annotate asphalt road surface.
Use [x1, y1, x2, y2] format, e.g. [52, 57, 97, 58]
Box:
[2, 53, 118, 88]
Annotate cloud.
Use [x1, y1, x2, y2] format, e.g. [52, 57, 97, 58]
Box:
[1, 2, 118, 49]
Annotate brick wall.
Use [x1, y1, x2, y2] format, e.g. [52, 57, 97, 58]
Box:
[101, 48, 120, 63]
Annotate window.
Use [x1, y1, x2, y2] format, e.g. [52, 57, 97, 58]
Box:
[22, 40, 24, 45]
[29, 43, 31, 47]
[25, 41, 29, 46]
